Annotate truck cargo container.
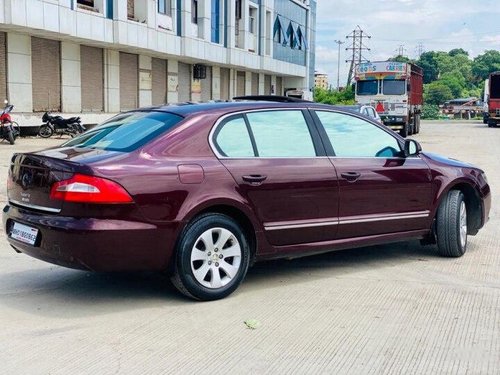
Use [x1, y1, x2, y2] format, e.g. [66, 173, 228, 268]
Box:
[487, 72, 500, 127]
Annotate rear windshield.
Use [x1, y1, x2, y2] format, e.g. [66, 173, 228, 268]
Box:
[383, 79, 406, 95]
[62, 111, 183, 152]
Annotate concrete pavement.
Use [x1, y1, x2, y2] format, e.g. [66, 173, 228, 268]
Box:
[0, 122, 498, 374]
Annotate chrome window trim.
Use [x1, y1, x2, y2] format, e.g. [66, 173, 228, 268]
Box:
[9, 200, 62, 213]
[208, 107, 315, 159]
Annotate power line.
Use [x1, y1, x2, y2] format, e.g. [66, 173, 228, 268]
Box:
[345, 25, 371, 86]
[415, 42, 425, 59]
[395, 44, 407, 57]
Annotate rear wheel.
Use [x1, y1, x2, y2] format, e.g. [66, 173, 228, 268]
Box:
[11, 122, 20, 139]
[436, 190, 467, 257]
[7, 129, 14, 145]
[171, 213, 251, 300]
[38, 124, 53, 138]
[400, 122, 409, 137]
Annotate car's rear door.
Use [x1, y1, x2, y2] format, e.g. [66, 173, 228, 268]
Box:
[311, 109, 433, 239]
[212, 109, 340, 246]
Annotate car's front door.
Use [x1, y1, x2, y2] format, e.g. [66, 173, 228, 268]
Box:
[212, 109, 340, 246]
[312, 110, 433, 239]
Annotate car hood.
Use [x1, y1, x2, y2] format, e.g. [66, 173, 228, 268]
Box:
[421, 152, 480, 170]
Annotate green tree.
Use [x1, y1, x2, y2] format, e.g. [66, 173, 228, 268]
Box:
[416, 51, 440, 83]
[425, 81, 453, 105]
[388, 55, 412, 63]
[472, 50, 500, 82]
[449, 48, 469, 57]
[440, 72, 466, 98]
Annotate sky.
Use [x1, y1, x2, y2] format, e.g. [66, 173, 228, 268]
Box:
[315, 0, 500, 88]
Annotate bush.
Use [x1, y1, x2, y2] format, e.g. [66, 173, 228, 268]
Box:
[421, 104, 440, 119]
[314, 86, 355, 105]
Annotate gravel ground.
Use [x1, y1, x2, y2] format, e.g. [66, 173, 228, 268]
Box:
[0, 122, 498, 374]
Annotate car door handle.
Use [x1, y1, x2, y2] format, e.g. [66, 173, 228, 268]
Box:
[242, 175, 267, 184]
[341, 172, 361, 182]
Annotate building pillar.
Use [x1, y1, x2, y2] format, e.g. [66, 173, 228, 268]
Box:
[167, 60, 179, 104]
[104, 49, 120, 112]
[139, 55, 152, 107]
[199, 0, 211, 41]
[258, 73, 265, 94]
[212, 66, 221, 100]
[7, 33, 32, 112]
[61, 42, 81, 112]
[229, 68, 235, 98]
[245, 71, 252, 95]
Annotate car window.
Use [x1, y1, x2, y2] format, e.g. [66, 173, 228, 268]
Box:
[62, 111, 183, 152]
[214, 116, 255, 157]
[369, 108, 376, 118]
[315, 111, 401, 158]
[246, 110, 316, 157]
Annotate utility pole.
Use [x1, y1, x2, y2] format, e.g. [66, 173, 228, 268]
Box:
[415, 42, 425, 59]
[395, 44, 407, 58]
[334, 40, 344, 91]
[345, 25, 371, 86]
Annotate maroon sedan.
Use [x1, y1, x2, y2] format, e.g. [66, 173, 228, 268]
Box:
[3, 99, 491, 300]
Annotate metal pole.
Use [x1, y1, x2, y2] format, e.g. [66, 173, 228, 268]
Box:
[334, 40, 344, 91]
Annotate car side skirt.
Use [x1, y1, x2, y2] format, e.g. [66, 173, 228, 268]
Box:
[257, 229, 431, 261]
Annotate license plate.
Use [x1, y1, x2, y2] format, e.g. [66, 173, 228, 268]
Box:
[10, 222, 39, 245]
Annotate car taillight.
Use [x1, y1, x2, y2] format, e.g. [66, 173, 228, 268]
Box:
[50, 174, 133, 204]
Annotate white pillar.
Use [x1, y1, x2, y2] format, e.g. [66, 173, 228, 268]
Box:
[167, 60, 179, 104]
[139, 55, 152, 107]
[104, 49, 120, 112]
[258, 73, 265, 94]
[61, 42, 81, 113]
[212, 66, 221, 100]
[199, 0, 211, 41]
[7, 33, 32, 112]
[245, 71, 252, 95]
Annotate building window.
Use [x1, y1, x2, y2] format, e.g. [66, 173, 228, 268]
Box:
[191, 0, 198, 24]
[78, 0, 94, 7]
[273, 16, 289, 46]
[235, 0, 242, 20]
[158, 0, 172, 16]
[211, 0, 220, 43]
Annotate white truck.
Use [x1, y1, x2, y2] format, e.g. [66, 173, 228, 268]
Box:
[354, 61, 423, 137]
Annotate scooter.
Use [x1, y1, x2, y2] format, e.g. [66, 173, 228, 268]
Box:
[38, 112, 86, 138]
[0, 100, 20, 145]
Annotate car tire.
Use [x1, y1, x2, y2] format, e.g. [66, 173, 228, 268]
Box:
[436, 190, 467, 257]
[171, 213, 251, 301]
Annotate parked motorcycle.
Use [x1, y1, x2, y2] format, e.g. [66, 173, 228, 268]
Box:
[38, 112, 86, 138]
[0, 100, 20, 145]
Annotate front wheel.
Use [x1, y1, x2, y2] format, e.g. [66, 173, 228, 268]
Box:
[171, 213, 251, 301]
[38, 124, 53, 138]
[436, 190, 467, 257]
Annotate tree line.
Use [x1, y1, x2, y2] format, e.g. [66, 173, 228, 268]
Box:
[314, 49, 500, 108]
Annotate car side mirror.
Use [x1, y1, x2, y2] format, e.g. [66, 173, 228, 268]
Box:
[403, 139, 422, 157]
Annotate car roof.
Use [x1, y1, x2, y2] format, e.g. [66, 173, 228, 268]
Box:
[135, 100, 353, 117]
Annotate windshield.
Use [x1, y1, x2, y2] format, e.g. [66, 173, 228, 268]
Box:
[383, 79, 406, 95]
[62, 111, 183, 152]
[356, 80, 378, 95]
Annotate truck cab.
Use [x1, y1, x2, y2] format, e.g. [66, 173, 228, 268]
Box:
[355, 61, 423, 137]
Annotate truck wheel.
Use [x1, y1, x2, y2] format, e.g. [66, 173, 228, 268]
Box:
[415, 114, 421, 134]
[400, 123, 408, 138]
[436, 190, 467, 257]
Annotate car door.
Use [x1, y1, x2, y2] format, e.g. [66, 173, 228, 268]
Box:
[311, 110, 433, 239]
[212, 109, 340, 246]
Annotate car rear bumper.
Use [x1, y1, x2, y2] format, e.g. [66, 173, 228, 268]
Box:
[3, 204, 181, 272]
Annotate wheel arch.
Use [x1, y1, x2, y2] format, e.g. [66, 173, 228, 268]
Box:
[434, 181, 483, 235]
[179, 199, 265, 265]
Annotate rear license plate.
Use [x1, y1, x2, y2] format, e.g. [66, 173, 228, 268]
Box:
[10, 222, 39, 245]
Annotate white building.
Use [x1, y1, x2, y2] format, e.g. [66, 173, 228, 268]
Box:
[0, 0, 316, 125]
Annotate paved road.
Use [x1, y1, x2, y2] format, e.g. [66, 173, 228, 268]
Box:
[0, 122, 498, 374]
